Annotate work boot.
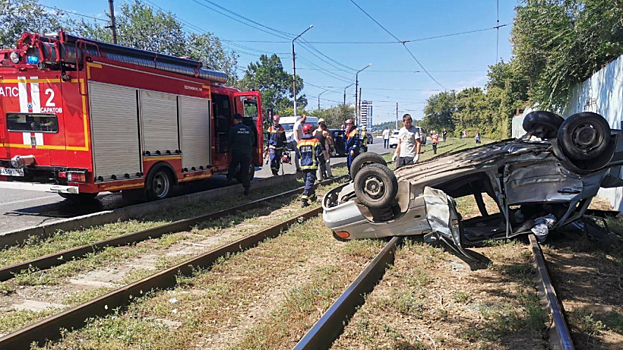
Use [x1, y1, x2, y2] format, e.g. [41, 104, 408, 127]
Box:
[272, 170, 279, 176]
[309, 193, 317, 202]
[301, 200, 309, 208]
[244, 187, 250, 196]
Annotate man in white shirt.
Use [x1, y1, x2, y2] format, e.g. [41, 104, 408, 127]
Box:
[382, 128, 390, 148]
[293, 115, 307, 172]
[392, 114, 421, 169]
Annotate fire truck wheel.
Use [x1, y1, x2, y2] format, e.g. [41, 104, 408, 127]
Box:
[146, 167, 174, 200]
[58, 193, 98, 202]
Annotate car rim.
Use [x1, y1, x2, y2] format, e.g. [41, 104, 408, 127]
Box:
[363, 175, 385, 199]
[153, 172, 170, 198]
[572, 123, 600, 152]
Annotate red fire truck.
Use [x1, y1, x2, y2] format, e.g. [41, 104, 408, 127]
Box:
[0, 31, 263, 201]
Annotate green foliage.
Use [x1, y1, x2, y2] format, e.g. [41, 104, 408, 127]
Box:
[420, 90, 456, 132]
[512, 0, 623, 109]
[238, 54, 307, 118]
[0, 0, 63, 48]
[309, 105, 354, 129]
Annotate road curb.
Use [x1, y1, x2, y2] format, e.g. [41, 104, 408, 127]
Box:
[0, 174, 297, 249]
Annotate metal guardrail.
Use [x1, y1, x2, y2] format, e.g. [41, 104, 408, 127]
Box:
[293, 236, 401, 350]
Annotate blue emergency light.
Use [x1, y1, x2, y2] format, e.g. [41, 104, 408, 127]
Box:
[27, 56, 39, 65]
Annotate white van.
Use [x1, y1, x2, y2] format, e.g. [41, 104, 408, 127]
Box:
[279, 116, 319, 149]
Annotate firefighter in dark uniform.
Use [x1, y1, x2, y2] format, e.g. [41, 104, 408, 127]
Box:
[227, 113, 255, 196]
[344, 119, 360, 175]
[297, 124, 323, 207]
[267, 115, 286, 176]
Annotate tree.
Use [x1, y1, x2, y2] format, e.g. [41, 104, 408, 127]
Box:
[0, 0, 63, 48]
[420, 91, 456, 133]
[310, 105, 354, 129]
[512, 0, 623, 109]
[68, 1, 238, 83]
[239, 54, 307, 119]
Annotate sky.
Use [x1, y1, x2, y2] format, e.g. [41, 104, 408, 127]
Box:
[43, 0, 516, 124]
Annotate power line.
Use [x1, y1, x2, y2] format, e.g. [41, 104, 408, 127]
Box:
[349, 0, 447, 90]
[39, 4, 109, 22]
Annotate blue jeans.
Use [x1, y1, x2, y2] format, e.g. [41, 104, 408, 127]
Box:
[384, 139, 389, 148]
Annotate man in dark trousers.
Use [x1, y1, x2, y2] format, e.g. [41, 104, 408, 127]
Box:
[267, 114, 287, 176]
[297, 124, 323, 207]
[227, 113, 255, 196]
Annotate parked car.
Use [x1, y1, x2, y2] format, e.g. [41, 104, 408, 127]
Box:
[388, 130, 400, 148]
[329, 129, 346, 157]
[280, 116, 319, 150]
[323, 111, 623, 257]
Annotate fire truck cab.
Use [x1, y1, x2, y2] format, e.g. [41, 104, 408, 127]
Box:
[0, 31, 263, 201]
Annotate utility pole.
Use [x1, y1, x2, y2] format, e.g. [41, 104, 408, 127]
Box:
[343, 82, 354, 106]
[354, 63, 371, 123]
[107, 0, 117, 44]
[318, 90, 327, 110]
[358, 88, 362, 125]
[395, 102, 399, 130]
[292, 25, 313, 116]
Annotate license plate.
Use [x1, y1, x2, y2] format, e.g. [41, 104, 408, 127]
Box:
[0, 167, 24, 177]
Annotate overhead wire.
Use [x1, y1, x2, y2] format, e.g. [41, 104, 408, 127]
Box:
[39, 4, 109, 22]
[348, 0, 447, 90]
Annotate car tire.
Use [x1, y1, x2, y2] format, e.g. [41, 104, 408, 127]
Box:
[236, 163, 255, 183]
[558, 112, 611, 161]
[353, 163, 398, 209]
[59, 193, 98, 202]
[350, 152, 388, 179]
[523, 111, 564, 139]
[145, 167, 174, 201]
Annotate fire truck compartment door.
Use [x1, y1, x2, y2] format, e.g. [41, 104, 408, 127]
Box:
[88, 82, 142, 180]
[139, 90, 179, 155]
[179, 96, 211, 170]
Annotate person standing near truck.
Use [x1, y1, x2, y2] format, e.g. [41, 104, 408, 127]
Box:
[267, 115, 286, 176]
[314, 119, 333, 180]
[227, 114, 255, 196]
[293, 115, 307, 172]
[392, 114, 421, 169]
[297, 124, 323, 207]
[382, 127, 390, 148]
[344, 119, 360, 175]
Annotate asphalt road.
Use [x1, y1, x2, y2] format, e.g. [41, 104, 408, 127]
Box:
[0, 140, 385, 234]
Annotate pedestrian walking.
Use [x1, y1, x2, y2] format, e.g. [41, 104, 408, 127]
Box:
[314, 119, 333, 180]
[361, 125, 369, 153]
[227, 113, 255, 196]
[392, 114, 421, 169]
[432, 131, 439, 154]
[344, 119, 361, 175]
[442, 129, 447, 142]
[475, 130, 481, 144]
[382, 127, 390, 148]
[297, 124, 323, 207]
[293, 115, 307, 172]
[267, 115, 286, 176]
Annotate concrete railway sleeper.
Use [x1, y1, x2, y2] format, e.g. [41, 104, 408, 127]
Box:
[0, 206, 325, 349]
[0, 176, 346, 282]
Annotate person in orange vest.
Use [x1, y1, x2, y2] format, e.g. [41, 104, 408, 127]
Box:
[344, 119, 360, 175]
[267, 115, 287, 176]
[297, 124, 323, 207]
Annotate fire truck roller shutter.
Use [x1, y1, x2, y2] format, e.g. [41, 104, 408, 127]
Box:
[139, 90, 179, 155]
[88, 82, 142, 181]
[179, 96, 211, 171]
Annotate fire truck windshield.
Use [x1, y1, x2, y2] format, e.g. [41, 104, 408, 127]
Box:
[6, 113, 58, 133]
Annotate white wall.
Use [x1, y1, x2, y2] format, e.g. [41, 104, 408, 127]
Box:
[564, 55, 623, 210]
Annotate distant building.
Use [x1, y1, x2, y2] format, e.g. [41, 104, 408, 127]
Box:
[359, 100, 373, 129]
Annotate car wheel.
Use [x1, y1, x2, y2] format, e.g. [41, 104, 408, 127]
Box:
[236, 163, 255, 183]
[146, 167, 174, 200]
[59, 193, 98, 202]
[558, 112, 610, 161]
[523, 111, 564, 139]
[350, 152, 388, 179]
[353, 163, 398, 209]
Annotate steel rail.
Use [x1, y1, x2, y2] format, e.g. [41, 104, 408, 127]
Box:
[0, 176, 345, 282]
[529, 234, 575, 350]
[293, 236, 401, 350]
[0, 206, 323, 350]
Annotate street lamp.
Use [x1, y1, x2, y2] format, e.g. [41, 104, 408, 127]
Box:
[292, 25, 313, 116]
[343, 82, 354, 105]
[318, 90, 327, 110]
[354, 63, 371, 123]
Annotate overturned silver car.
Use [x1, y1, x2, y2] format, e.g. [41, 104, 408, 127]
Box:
[323, 111, 623, 255]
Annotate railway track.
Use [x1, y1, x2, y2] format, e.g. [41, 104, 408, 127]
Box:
[0, 176, 346, 282]
[293, 234, 576, 350]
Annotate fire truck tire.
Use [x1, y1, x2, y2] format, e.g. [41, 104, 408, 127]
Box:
[58, 193, 98, 202]
[145, 167, 174, 200]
